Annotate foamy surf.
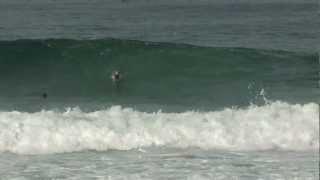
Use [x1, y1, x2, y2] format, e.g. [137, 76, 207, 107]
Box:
[0, 101, 318, 154]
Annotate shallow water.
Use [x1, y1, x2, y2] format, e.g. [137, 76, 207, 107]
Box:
[0, 149, 318, 180]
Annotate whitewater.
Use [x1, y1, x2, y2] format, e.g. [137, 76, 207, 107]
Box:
[0, 101, 318, 154]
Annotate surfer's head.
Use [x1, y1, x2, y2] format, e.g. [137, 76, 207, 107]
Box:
[112, 70, 122, 82]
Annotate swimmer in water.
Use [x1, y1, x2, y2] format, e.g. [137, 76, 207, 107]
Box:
[111, 70, 122, 83]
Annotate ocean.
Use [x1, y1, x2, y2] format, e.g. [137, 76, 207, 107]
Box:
[0, 0, 319, 179]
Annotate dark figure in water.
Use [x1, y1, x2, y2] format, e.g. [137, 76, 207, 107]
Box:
[111, 70, 123, 92]
[42, 93, 48, 99]
[111, 70, 122, 83]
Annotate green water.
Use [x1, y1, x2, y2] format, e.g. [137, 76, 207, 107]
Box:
[0, 39, 318, 111]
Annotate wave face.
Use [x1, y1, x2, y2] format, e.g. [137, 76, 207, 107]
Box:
[0, 39, 318, 109]
[0, 101, 318, 154]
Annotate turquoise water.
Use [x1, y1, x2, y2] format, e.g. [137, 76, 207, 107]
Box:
[0, 0, 318, 179]
[0, 39, 318, 112]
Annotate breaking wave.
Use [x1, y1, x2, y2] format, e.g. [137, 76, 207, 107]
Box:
[0, 101, 318, 154]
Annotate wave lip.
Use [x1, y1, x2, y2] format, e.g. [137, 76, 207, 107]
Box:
[0, 101, 318, 154]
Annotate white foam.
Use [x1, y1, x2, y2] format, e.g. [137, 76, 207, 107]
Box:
[0, 101, 318, 154]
